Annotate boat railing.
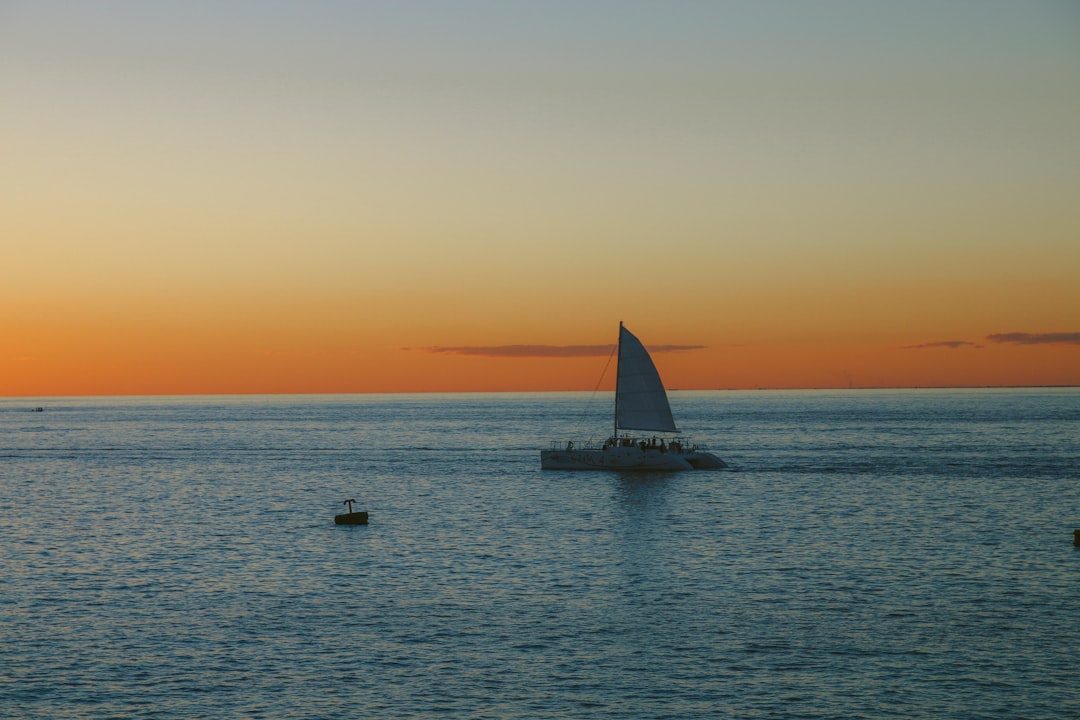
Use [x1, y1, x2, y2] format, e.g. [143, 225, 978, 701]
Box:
[548, 436, 713, 452]
[547, 439, 605, 451]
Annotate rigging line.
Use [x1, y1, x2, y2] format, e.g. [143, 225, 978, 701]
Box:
[574, 342, 618, 439]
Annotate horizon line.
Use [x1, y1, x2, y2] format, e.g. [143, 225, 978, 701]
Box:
[4, 383, 1078, 399]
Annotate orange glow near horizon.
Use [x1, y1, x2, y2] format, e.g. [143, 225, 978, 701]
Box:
[4, 302, 1079, 396]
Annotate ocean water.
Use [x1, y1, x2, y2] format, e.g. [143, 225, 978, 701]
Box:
[1, 389, 1078, 719]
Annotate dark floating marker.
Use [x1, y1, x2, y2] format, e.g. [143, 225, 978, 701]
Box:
[335, 498, 368, 525]
[1074, 529, 1079, 548]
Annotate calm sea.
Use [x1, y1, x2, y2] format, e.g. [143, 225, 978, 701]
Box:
[2, 389, 1078, 719]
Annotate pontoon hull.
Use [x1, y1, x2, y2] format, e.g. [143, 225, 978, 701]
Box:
[540, 446, 726, 471]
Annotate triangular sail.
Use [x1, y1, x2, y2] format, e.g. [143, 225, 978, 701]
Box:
[615, 324, 679, 433]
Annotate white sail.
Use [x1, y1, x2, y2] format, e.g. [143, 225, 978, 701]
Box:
[615, 324, 679, 433]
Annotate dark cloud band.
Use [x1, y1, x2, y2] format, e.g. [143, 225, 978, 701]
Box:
[987, 332, 1080, 345]
[901, 340, 983, 350]
[415, 344, 706, 358]
[902, 332, 1080, 350]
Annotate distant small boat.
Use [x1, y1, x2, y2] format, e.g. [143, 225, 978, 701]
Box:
[540, 323, 727, 471]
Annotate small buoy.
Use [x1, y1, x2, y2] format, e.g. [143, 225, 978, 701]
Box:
[335, 511, 368, 525]
[1074, 529, 1080, 548]
[335, 498, 368, 525]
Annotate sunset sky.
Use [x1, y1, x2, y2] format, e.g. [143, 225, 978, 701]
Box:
[3, 1, 1079, 395]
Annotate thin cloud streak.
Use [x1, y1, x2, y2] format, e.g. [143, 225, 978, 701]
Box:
[987, 332, 1080, 345]
[900, 340, 983, 350]
[415, 344, 706, 358]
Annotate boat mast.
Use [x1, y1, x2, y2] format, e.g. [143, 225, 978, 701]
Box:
[614, 321, 622, 439]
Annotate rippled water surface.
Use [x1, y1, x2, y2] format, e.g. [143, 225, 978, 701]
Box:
[2, 389, 1078, 718]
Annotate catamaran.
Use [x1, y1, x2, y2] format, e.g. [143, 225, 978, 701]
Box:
[540, 323, 727, 470]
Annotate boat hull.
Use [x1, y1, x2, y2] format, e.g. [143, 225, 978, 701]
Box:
[540, 445, 726, 471]
[683, 451, 728, 470]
